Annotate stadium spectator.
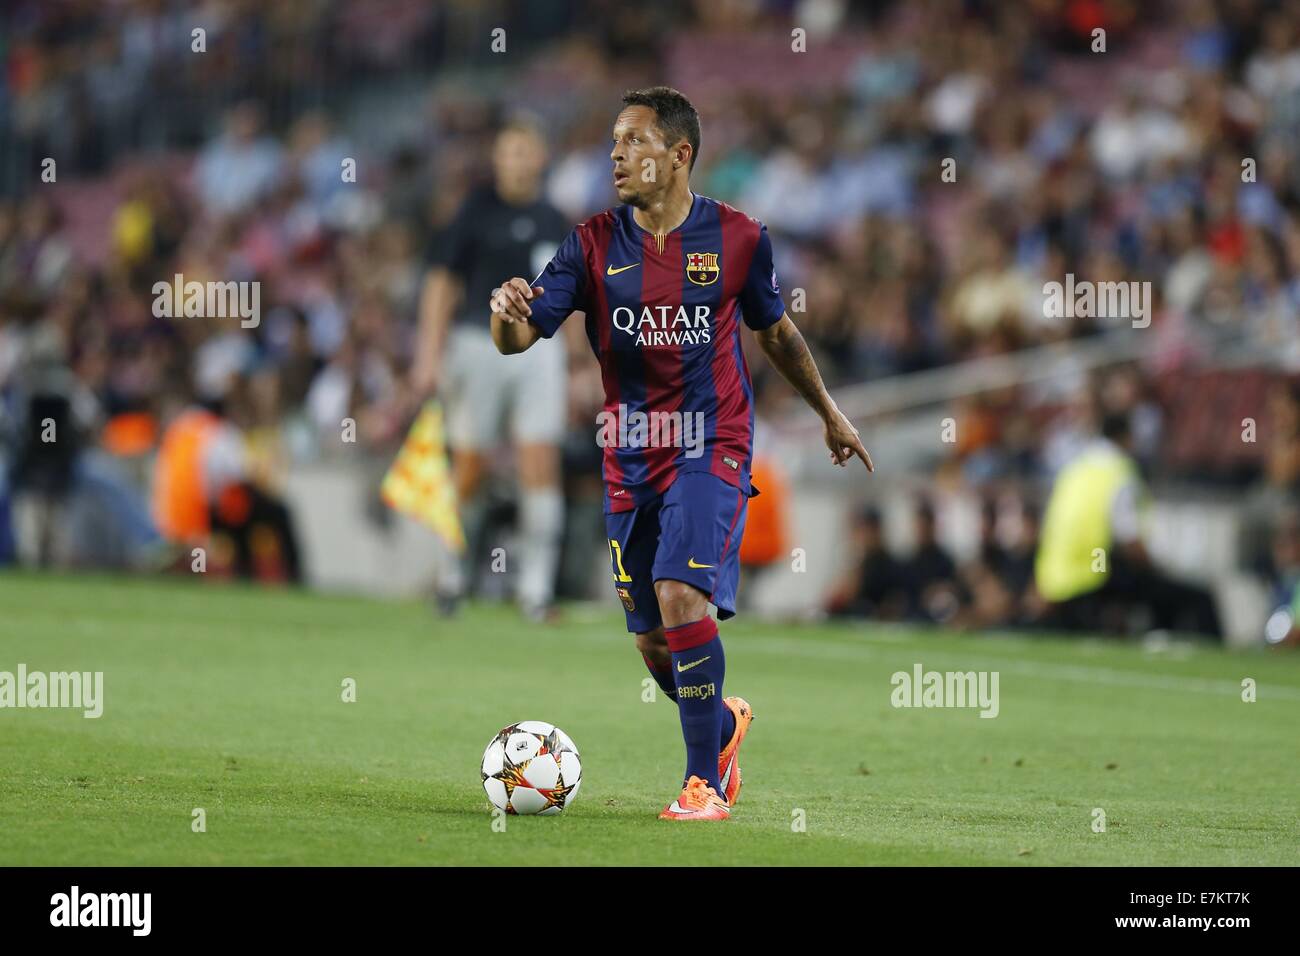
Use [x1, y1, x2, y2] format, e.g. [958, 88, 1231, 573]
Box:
[826, 506, 907, 620]
[152, 382, 301, 583]
[194, 103, 286, 218]
[955, 498, 1017, 629]
[903, 500, 961, 623]
[1, 333, 161, 569]
[1035, 412, 1223, 638]
[999, 499, 1046, 626]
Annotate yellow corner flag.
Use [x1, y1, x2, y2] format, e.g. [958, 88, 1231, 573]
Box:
[381, 401, 465, 553]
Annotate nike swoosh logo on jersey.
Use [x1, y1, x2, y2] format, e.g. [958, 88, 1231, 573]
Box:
[606, 263, 639, 275]
[687, 558, 714, 569]
[677, 656, 710, 673]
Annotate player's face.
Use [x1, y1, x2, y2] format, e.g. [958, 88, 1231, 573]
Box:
[493, 128, 547, 194]
[610, 106, 678, 208]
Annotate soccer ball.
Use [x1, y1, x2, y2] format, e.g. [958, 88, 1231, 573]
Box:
[480, 720, 582, 815]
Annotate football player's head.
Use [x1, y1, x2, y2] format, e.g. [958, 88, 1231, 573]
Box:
[611, 86, 700, 208]
[493, 114, 548, 199]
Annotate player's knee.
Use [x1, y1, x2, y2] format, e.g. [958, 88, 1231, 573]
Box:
[654, 579, 708, 627]
[634, 628, 667, 659]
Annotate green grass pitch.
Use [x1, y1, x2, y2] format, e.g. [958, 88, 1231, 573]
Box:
[1, 571, 1297, 866]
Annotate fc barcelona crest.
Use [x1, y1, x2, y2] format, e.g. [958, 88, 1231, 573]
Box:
[686, 252, 719, 286]
[616, 586, 636, 613]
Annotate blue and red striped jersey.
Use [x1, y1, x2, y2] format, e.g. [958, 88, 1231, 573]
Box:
[526, 194, 785, 512]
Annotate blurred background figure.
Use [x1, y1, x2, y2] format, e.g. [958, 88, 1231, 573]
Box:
[412, 118, 570, 620]
[195, 103, 285, 219]
[1, 328, 162, 569]
[826, 505, 907, 621]
[1036, 411, 1222, 638]
[904, 499, 962, 623]
[153, 374, 301, 583]
[955, 498, 1022, 630]
[1263, 507, 1300, 646]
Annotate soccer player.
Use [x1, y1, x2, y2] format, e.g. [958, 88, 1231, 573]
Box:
[413, 117, 570, 620]
[488, 87, 873, 820]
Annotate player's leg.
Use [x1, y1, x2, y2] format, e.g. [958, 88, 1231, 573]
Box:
[604, 499, 664, 673]
[634, 627, 745, 756]
[635, 626, 677, 703]
[652, 473, 751, 799]
[655, 579, 732, 785]
[511, 340, 566, 620]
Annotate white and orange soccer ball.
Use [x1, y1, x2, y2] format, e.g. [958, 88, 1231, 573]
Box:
[480, 721, 582, 815]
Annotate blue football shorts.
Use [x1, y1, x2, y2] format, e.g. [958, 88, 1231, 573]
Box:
[602, 472, 753, 633]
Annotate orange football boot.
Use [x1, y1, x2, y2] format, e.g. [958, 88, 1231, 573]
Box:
[717, 696, 754, 806]
[658, 775, 731, 821]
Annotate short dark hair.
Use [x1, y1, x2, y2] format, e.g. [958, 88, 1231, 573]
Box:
[498, 111, 547, 144]
[621, 86, 700, 170]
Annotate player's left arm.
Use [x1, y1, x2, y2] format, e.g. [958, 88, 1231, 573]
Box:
[753, 315, 873, 472]
[741, 222, 873, 472]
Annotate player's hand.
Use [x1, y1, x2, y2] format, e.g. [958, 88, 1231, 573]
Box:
[490, 277, 544, 323]
[823, 407, 874, 472]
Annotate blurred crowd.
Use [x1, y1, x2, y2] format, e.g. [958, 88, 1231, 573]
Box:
[1, 0, 1298, 634]
[826, 497, 1041, 629]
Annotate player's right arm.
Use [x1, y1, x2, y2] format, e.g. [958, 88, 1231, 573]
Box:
[491, 227, 588, 356]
